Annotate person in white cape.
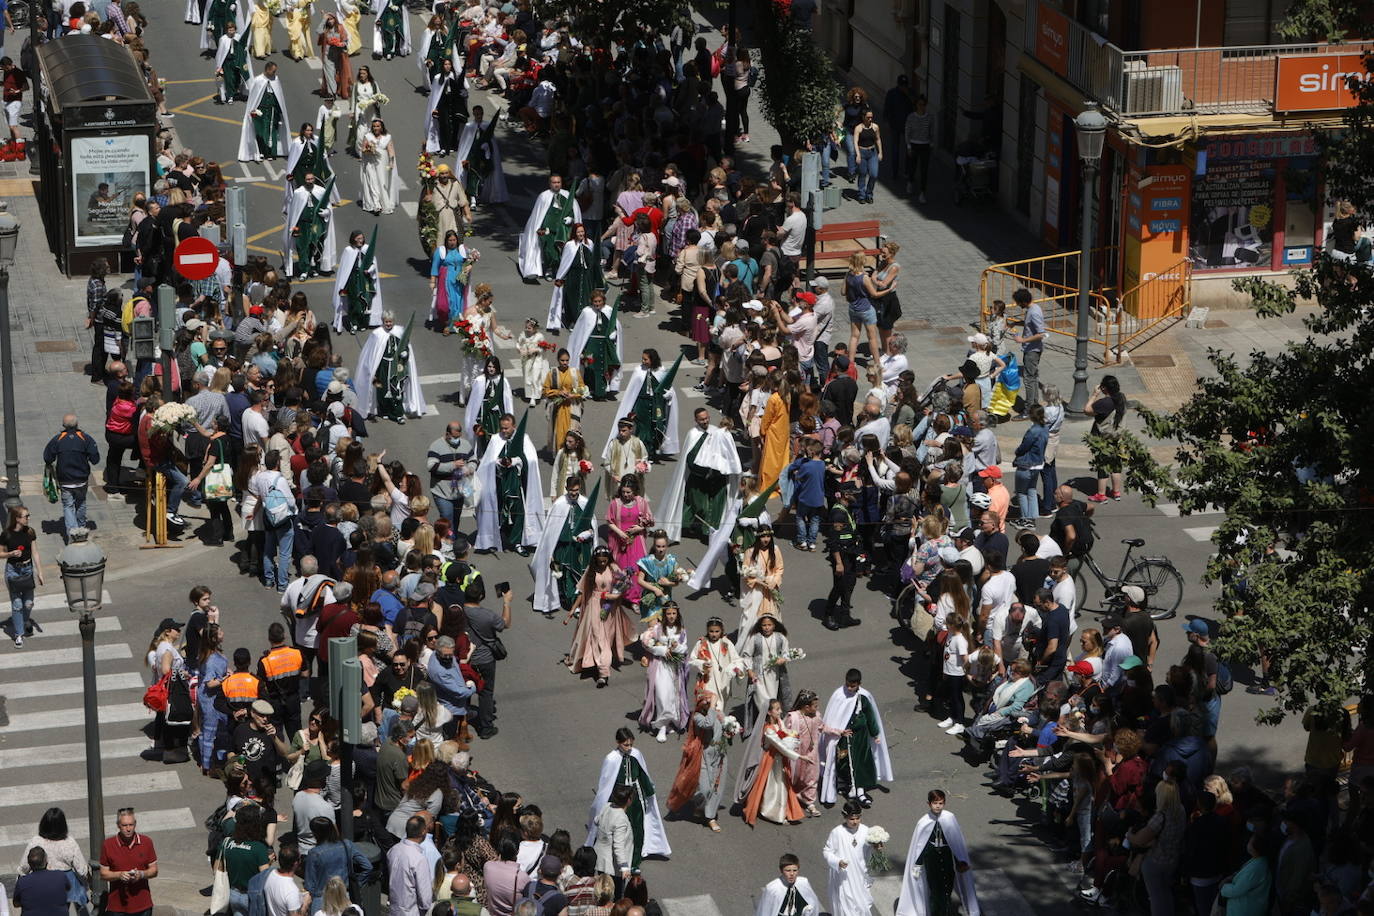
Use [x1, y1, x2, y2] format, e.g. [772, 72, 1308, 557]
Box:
[822, 801, 878, 916]
[566, 291, 622, 401]
[354, 311, 427, 420]
[530, 479, 593, 616]
[332, 229, 383, 333]
[454, 104, 509, 205]
[282, 174, 337, 278]
[755, 855, 822, 916]
[214, 22, 253, 104]
[818, 669, 893, 807]
[585, 728, 671, 868]
[424, 60, 468, 155]
[687, 474, 772, 597]
[282, 123, 339, 213]
[238, 62, 291, 162]
[895, 790, 979, 916]
[603, 351, 680, 464]
[518, 174, 582, 280]
[371, 0, 412, 58]
[659, 408, 741, 543]
[472, 413, 543, 554]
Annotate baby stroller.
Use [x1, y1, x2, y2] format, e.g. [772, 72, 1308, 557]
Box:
[955, 155, 997, 205]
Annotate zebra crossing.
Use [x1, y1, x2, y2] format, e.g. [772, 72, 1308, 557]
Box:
[659, 869, 1037, 916]
[1152, 501, 1225, 542]
[0, 590, 200, 859]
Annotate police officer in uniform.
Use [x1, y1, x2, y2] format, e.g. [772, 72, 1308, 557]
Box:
[824, 482, 861, 631]
[257, 622, 305, 737]
[222, 647, 264, 711]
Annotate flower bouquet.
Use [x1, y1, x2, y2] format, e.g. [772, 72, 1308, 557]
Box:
[417, 152, 439, 181]
[766, 647, 804, 671]
[537, 340, 556, 351]
[721, 715, 743, 739]
[549, 559, 564, 580]
[865, 827, 892, 872]
[372, 92, 390, 106]
[391, 686, 416, 709]
[578, 459, 594, 476]
[151, 402, 196, 434]
[265, 0, 283, 15]
[634, 460, 650, 474]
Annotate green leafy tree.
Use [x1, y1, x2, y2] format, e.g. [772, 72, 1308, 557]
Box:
[751, 0, 838, 149]
[1094, 55, 1374, 724]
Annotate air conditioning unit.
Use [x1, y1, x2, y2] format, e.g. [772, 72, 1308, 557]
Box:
[1122, 65, 1184, 114]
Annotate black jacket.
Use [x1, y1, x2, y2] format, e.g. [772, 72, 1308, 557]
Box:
[43, 428, 100, 484]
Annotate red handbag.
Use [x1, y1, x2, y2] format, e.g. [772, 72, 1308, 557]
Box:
[142, 672, 170, 712]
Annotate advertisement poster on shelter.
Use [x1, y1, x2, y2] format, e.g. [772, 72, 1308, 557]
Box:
[71, 135, 149, 247]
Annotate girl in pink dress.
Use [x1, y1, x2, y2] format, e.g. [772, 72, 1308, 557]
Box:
[784, 688, 824, 818]
[565, 547, 635, 688]
[606, 473, 653, 604]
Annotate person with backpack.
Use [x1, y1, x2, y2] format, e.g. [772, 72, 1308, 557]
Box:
[244, 449, 299, 592]
[43, 414, 102, 541]
[1183, 618, 1228, 766]
[521, 856, 569, 916]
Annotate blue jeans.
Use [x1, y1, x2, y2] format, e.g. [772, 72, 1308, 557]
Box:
[797, 504, 822, 545]
[263, 521, 296, 591]
[6, 563, 33, 638]
[857, 147, 880, 201]
[60, 484, 89, 535]
[1014, 468, 1038, 522]
[1038, 460, 1058, 515]
[229, 888, 249, 916]
[813, 340, 830, 384]
[842, 132, 857, 176]
[156, 462, 190, 514]
[432, 493, 463, 536]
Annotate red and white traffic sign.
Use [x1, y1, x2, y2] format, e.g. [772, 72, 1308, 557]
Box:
[173, 236, 220, 281]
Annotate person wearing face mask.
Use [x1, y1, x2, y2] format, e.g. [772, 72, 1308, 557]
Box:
[427, 635, 475, 732]
[427, 421, 474, 536]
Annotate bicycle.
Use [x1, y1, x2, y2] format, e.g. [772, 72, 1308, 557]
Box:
[1072, 534, 1185, 620]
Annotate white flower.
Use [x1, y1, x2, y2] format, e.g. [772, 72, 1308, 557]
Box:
[787, 647, 806, 662]
[866, 826, 890, 845]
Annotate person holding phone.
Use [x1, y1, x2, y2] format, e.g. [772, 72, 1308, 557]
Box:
[463, 577, 512, 740]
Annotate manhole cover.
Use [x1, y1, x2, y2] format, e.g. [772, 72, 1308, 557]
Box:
[36, 340, 76, 352]
[1132, 354, 1176, 368]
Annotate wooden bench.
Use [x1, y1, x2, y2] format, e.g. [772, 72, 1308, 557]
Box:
[811, 219, 885, 274]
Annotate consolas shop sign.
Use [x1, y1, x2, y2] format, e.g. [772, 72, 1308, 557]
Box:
[1275, 52, 1374, 113]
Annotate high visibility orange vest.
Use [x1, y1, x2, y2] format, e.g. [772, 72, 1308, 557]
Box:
[260, 647, 304, 682]
[222, 672, 261, 701]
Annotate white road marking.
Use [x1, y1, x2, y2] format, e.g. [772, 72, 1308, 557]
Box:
[239, 163, 260, 181]
[0, 644, 131, 670]
[0, 737, 151, 768]
[401, 201, 418, 218]
[262, 162, 284, 181]
[2, 672, 145, 699]
[31, 591, 113, 611]
[0, 807, 196, 849]
[2, 702, 150, 734]
[419, 373, 463, 385]
[19, 617, 122, 639]
[659, 896, 723, 916]
[1185, 526, 1219, 542]
[0, 772, 182, 809]
[1156, 502, 1223, 517]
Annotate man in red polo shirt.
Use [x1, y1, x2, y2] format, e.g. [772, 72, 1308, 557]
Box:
[100, 808, 158, 916]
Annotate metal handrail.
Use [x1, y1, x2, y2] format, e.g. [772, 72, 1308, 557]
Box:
[1114, 258, 1192, 356]
[978, 249, 1120, 364]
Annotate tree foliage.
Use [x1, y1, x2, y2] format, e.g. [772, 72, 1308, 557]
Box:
[1275, 0, 1373, 41]
[751, 0, 838, 149]
[1093, 55, 1374, 724]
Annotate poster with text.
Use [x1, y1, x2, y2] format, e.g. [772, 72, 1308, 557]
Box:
[71, 135, 149, 247]
[1189, 158, 1275, 270]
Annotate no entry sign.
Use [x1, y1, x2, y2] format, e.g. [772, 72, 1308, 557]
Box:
[174, 236, 220, 281]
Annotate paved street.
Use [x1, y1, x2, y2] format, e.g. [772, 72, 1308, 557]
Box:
[0, 10, 1321, 916]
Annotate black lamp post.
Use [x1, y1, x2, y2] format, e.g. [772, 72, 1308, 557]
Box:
[1069, 104, 1108, 412]
[57, 529, 108, 872]
[0, 201, 21, 508]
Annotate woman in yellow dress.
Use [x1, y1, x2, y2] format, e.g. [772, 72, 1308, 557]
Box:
[542, 348, 584, 454]
[337, 0, 362, 54]
[251, 0, 276, 58]
[284, 0, 313, 61]
[758, 373, 789, 495]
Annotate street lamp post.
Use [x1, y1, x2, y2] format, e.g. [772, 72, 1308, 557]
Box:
[57, 529, 108, 876]
[1069, 104, 1108, 413]
[0, 203, 21, 508]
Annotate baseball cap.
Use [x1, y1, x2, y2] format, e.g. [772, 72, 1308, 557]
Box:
[955, 526, 976, 542]
[327, 380, 346, 395]
[249, 305, 265, 317]
[251, 699, 275, 716]
[326, 401, 345, 418]
[1120, 585, 1145, 606]
[157, 617, 185, 632]
[809, 276, 830, 289]
[185, 318, 205, 332]
[744, 299, 764, 311]
[399, 695, 420, 714]
[951, 425, 974, 438]
[968, 332, 989, 347]
[1067, 660, 1096, 677]
[795, 291, 817, 306]
[978, 466, 1003, 480]
[1120, 655, 1144, 671]
[413, 582, 438, 603]
[938, 545, 960, 566]
[833, 355, 850, 371]
[302, 759, 331, 788]
[1102, 614, 1123, 631]
[1183, 618, 1210, 637]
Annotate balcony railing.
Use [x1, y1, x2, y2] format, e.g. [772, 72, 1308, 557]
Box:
[1025, 2, 1362, 117]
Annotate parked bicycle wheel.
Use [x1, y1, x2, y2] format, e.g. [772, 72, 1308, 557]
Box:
[1072, 565, 1092, 615]
[9, 0, 28, 29]
[1125, 559, 1185, 619]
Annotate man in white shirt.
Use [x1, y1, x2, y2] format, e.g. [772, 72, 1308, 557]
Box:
[771, 294, 819, 382]
[1099, 615, 1134, 689]
[978, 552, 1017, 634]
[1047, 555, 1077, 631]
[264, 846, 309, 916]
[810, 276, 836, 378]
[241, 389, 271, 450]
[953, 526, 984, 577]
[778, 192, 807, 290]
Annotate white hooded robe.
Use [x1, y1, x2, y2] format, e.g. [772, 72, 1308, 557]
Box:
[517, 188, 582, 279]
[473, 431, 543, 552]
[453, 118, 509, 204]
[566, 302, 622, 394]
[603, 366, 679, 461]
[238, 72, 292, 162]
[895, 811, 980, 916]
[529, 493, 591, 614]
[282, 184, 337, 277]
[332, 241, 384, 333]
[658, 425, 741, 542]
[818, 685, 894, 805]
[584, 748, 671, 859]
[354, 324, 427, 418]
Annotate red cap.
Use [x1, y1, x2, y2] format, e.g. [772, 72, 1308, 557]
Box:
[1067, 660, 1095, 676]
[795, 292, 817, 305]
[249, 305, 265, 317]
[978, 466, 1003, 479]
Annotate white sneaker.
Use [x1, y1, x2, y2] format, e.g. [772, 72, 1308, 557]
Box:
[13, 635, 22, 648]
[946, 723, 965, 736]
[655, 726, 668, 743]
[936, 718, 953, 729]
